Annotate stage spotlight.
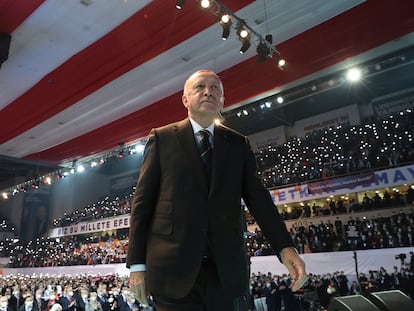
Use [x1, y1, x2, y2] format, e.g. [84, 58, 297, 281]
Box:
[277, 96, 284, 104]
[199, 0, 211, 9]
[175, 0, 186, 9]
[256, 42, 269, 63]
[220, 13, 231, 24]
[219, 13, 232, 40]
[237, 26, 250, 54]
[256, 34, 273, 63]
[277, 58, 287, 69]
[237, 27, 249, 40]
[346, 67, 361, 82]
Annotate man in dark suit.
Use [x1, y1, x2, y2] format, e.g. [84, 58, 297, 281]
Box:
[33, 289, 46, 311]
[127, 70, 307, 310]
[8, 288, 23, 311]
[58, 286, 76, 311]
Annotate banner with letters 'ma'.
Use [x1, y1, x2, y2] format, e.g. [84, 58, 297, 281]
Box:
[271, 164, 414, 205]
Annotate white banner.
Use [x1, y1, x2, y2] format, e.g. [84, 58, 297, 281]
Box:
[250, 247, 414, 279]
[2, 247, 412, 279]
[48, 215, 130, 238]
[295, 104, 360, 137]
[372, 88, 414, 117]
[248, 126, 286, 152]
[271, 164, 414, 205]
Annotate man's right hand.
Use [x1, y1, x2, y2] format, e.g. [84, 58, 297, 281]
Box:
[129, 271, 149, 306]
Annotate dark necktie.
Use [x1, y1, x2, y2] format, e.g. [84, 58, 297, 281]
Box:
[197, 129, 213, 181]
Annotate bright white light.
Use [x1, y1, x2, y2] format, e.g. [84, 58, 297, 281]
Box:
[135, 144, 145, 153]
[200, 0, 210, 9]
[44, 177, 52, 185]
[91, 161, 98, 167]
[346, 68, 362, 82]
[77, 165, 85, 173]
[221, 14, 230, 24]
[277, 96, 284, 104]
[243, 109, 248, 116]
[278, 58, 286, 68]
[239, 29, 249, 39]
[2, 192, 8, 199]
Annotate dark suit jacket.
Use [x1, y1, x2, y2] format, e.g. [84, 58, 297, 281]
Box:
[8, 295, 23, 311]
[127, 118, 293, 299]
[119, 302, 139, 311]
[58, 296, 75, 311]
[33, 298, 46, 311]
[96, 296, 110, 311]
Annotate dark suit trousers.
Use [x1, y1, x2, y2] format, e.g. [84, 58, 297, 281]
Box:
[153, 258, 235, 311]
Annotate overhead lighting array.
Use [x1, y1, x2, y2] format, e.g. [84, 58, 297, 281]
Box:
[0, 139, 147, 200]
[230, 75, 342, 120]
[176, 0, 286, 66]
[228, 47, 412, 121]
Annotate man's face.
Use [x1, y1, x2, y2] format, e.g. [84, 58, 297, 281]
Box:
[182, 71, 224, 122]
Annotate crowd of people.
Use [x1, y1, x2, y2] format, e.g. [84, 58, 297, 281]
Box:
[250, 257, 414, 311]
[0, 258, 413, 311]
[0, 220, 15, 233]
[2, 231, 129, 268]
[256, 110, 414, 188]
[271, 186, 413, 221]
[0, 273, 155, 311]
[52, 197, 132, 228]
[1, 208, 412, 268]
[245, 210, 414, 257]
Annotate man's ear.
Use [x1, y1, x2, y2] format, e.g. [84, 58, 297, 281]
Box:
[182, 94, 188, 108]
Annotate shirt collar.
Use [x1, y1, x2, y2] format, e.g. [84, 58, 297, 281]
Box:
[189, 117, 214, 136]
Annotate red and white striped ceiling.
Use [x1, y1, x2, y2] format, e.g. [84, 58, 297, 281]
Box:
[1, 0, 413, 165]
